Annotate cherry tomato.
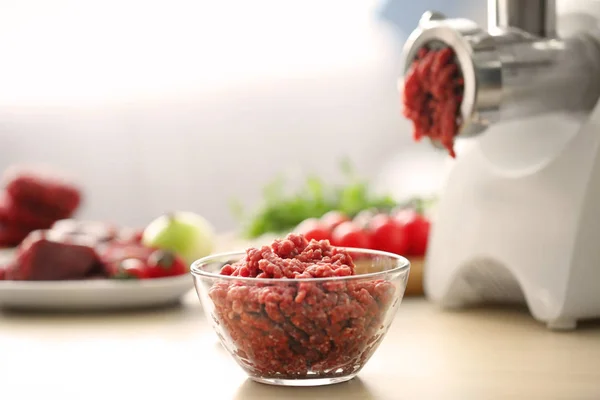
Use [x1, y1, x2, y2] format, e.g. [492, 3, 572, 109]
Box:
[352, 209, 378, 230]
[320, 211, 349, 231]
[395, 209, 431, 256]
[111, 258, 149, 279]
[394, 208, 419, 223]
[331, 221, 371, 249]
[368, 214, 409, 255]
[295, 218, 331, 242]
[146, 250, 188, 278]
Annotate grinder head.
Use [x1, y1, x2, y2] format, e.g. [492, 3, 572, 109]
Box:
[400, 11, 503, 140]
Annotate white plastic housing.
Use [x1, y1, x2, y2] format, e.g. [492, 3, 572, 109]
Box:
[423, 0, 600, 330]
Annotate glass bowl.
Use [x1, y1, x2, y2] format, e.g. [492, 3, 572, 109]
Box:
[191, 247, 410, 387]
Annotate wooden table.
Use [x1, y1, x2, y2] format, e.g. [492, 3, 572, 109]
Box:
[1, 235, 599, 399]
[1, 293, 599, 400]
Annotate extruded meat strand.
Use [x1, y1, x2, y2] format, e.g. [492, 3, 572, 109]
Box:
[402, 46, 464, 157]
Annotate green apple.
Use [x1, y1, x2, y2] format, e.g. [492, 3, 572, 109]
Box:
[142, 212, 216, 266]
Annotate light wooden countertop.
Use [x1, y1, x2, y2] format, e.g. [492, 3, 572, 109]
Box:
[1, 235, 600, 399]
[1, 293, 600, 400]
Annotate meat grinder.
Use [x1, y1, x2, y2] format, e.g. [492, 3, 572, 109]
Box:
[400, 0, 600, 330]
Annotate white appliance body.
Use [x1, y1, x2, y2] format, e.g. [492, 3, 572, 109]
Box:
[423, 0, 600, 330]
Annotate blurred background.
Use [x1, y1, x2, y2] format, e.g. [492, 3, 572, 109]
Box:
[0, 0, 486, 232]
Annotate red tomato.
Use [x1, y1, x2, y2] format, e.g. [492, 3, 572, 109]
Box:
[320, 211, 349, 231]
[368, 214, 409, 255]
[111, 258, 150, 279]
[395, 209, 431, 256]
[331, 221, 371, 249]
[394, 208, 419, 223]
[352, 209, 377, 230]
[295, 218, 331, 242]
[146, 250, 188, 278]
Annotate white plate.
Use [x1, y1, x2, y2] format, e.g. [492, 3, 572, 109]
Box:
[0, 248, 195, 311]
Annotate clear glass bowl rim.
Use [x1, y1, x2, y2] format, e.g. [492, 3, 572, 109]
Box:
[190, 247, 410, 284]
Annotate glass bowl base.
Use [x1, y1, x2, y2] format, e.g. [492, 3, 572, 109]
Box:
[250, 373, 357, 387]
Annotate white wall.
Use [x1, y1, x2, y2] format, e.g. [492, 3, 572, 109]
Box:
[0, 0, 484, 232]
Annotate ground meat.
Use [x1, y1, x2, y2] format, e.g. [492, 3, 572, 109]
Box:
[208, 233, 396, 380]
[402, 46, 464, 158]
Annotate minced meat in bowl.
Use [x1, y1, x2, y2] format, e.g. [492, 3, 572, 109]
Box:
[191, 233, 410, 387]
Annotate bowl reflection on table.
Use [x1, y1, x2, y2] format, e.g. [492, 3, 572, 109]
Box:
[191, 247, 410, 387]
